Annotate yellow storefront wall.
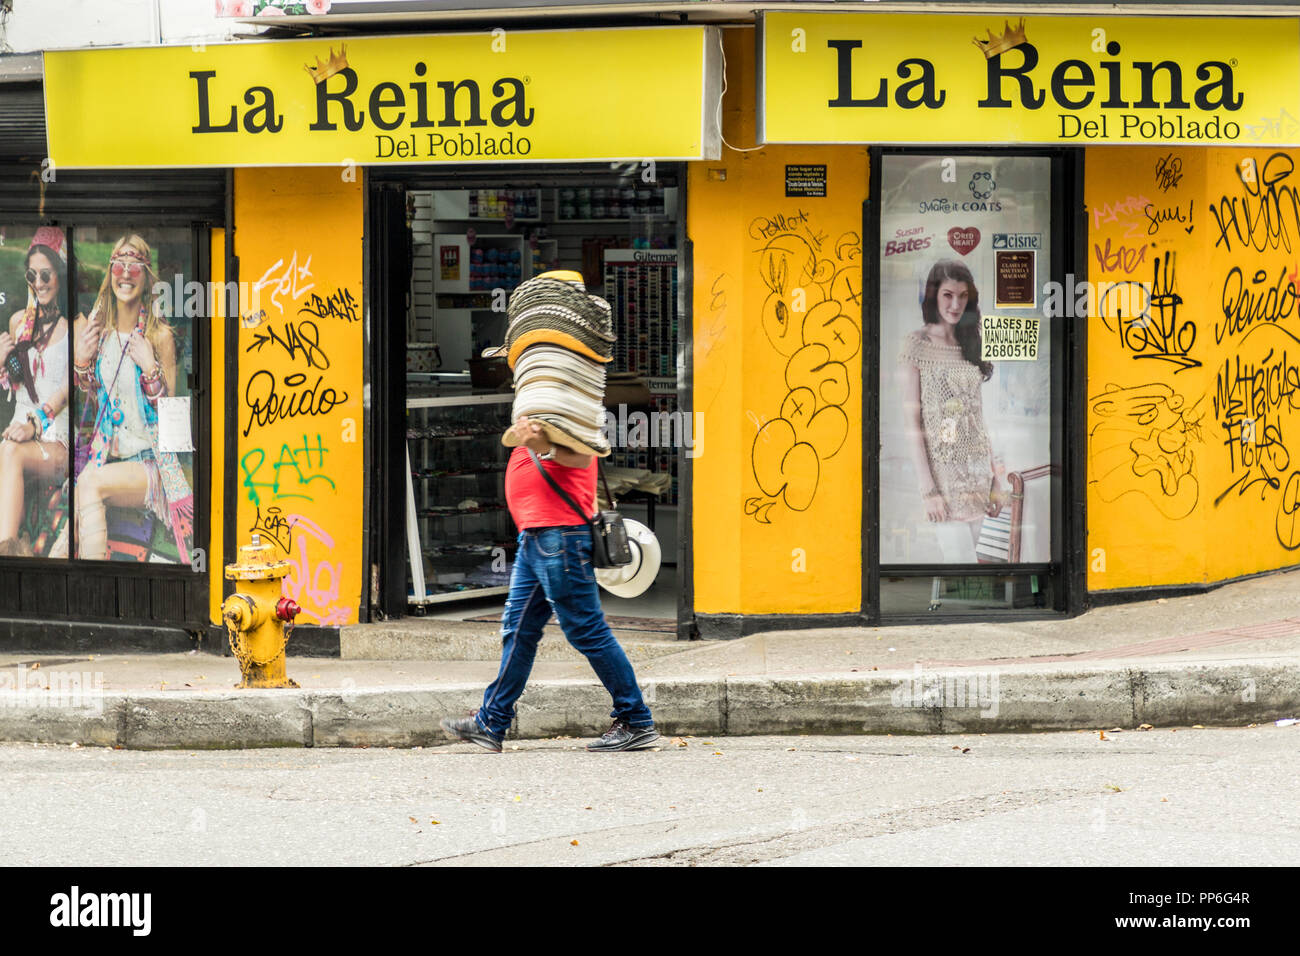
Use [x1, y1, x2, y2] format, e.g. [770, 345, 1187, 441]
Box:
[1086, 146, 1300, 590]
[690, 28, 865, 615]
[232, 168, 365, 625]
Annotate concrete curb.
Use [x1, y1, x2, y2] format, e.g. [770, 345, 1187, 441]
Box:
[339, 621, 686, 662]
[0, 658, 1296, 749]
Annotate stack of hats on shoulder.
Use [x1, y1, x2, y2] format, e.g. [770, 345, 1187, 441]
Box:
[487, 270, 614, 457]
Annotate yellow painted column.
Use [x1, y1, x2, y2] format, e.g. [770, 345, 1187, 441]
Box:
[209, 227, 226, 627]
[232, 168, 365, 626]
[689, 27, 867, 617]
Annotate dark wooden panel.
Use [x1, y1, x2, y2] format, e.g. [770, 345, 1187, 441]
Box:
[150, 577, 187, 623]
[21, 571, 66, 614]
[118, 576, 151, 620]
[184, 574, 209, 627]
[0, 569, 21, 614]
[67, 574, 117, 618]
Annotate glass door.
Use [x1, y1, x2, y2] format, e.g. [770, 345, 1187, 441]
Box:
[875, 152, 1062, 616]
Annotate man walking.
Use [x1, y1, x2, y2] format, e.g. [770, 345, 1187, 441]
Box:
[441, 417, 658, 753]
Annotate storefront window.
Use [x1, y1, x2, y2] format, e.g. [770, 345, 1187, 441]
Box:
[71, 226, 195, 564]
[877, 154, 1054, 571]
[0, 225, 72, 558]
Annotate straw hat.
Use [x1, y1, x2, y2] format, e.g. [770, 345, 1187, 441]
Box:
[595, 519, 662, 598]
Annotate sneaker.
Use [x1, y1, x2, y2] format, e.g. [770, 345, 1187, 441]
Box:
[586, 719, 659, 752]
[440, 714, 503, 753]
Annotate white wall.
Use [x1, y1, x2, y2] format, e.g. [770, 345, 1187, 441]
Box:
[4, 0, 249, 52]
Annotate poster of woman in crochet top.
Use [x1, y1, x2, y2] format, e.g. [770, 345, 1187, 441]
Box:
[878, 155, 1054, 569]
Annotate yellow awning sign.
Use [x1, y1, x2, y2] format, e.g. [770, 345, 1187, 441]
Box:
[759, 13, 1300, 145]
[44, 27, 721, 168]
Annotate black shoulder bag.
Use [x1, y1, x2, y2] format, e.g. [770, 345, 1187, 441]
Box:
[528, 450, 632, 568]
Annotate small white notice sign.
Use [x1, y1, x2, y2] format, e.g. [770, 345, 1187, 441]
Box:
[980, 315, 1040, 361]
[157, 396, 194, 453]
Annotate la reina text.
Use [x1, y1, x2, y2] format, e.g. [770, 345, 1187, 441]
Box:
[827, 38, 1247, 141]
[189, 64, 535, 158]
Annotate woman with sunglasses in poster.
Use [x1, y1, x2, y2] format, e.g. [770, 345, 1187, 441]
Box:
[71, 235, 193, 562]
[899, 259, 1004, 563]
[0, 228, 74, 557]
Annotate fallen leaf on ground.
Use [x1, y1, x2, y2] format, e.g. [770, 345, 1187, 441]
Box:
[1099, 730, 1108, 741]
[712, 751, 724, 756]
[1161, 798, 1169, 803]
[584, 806, 593, 810]
[961, 748, 970, 754]
[570, 840, 579, 846]
[670, 737, 688, 748]
[1192, 725, 1205, 730]
[430, 820, 440, 825]
[1138, 724, 1154, 731]
[408, 817, 417, 823]
[1109, 728, 1123, 733]
[1104, 784, 1122, 792]
[952, 745, 961, 750]
[30, 662, 40, 670]
[786, 747, 796, 751]
[845, 755, 859, 761]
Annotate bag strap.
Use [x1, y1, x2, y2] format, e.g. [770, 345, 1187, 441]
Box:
[528, 449, 594, 525]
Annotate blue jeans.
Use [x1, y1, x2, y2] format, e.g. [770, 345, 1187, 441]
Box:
[475, 526, 654, 741]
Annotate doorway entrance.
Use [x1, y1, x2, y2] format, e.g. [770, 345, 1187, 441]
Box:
[369, 164, 687, 632]
[868, 148, 1084, 620]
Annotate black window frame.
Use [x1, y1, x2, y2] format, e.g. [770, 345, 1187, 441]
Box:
[863, 145, 1088, 624]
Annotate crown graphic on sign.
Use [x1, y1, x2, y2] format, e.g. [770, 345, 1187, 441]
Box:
[304, 44, 349, 84]
[971, 19, 1028, 59]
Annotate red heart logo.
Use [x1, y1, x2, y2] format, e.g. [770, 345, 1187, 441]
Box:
[947, 227, 980, 256]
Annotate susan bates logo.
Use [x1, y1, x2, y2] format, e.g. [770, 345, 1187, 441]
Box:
[885, 226, 933, 256]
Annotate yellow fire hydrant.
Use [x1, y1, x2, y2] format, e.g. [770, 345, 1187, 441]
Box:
[223, 534, 301, 688]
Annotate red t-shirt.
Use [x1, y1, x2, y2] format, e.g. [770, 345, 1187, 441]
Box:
[505, 445, 596, 529]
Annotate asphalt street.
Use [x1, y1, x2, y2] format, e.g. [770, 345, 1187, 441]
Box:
[2, 725, 1297, 867]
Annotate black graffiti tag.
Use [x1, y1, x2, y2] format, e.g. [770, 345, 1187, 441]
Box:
[1277, 471, 1300, 549]
[1210, 152, 1300, 253]
[246, 319, 331, 369]
[299, 287, 359, 323]
[243, 370, 349, 437]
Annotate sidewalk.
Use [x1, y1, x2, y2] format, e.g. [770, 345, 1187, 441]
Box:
[1, 569, 1298, 749]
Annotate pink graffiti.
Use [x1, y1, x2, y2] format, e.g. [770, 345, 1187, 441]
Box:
[281, 513, 350, 626]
